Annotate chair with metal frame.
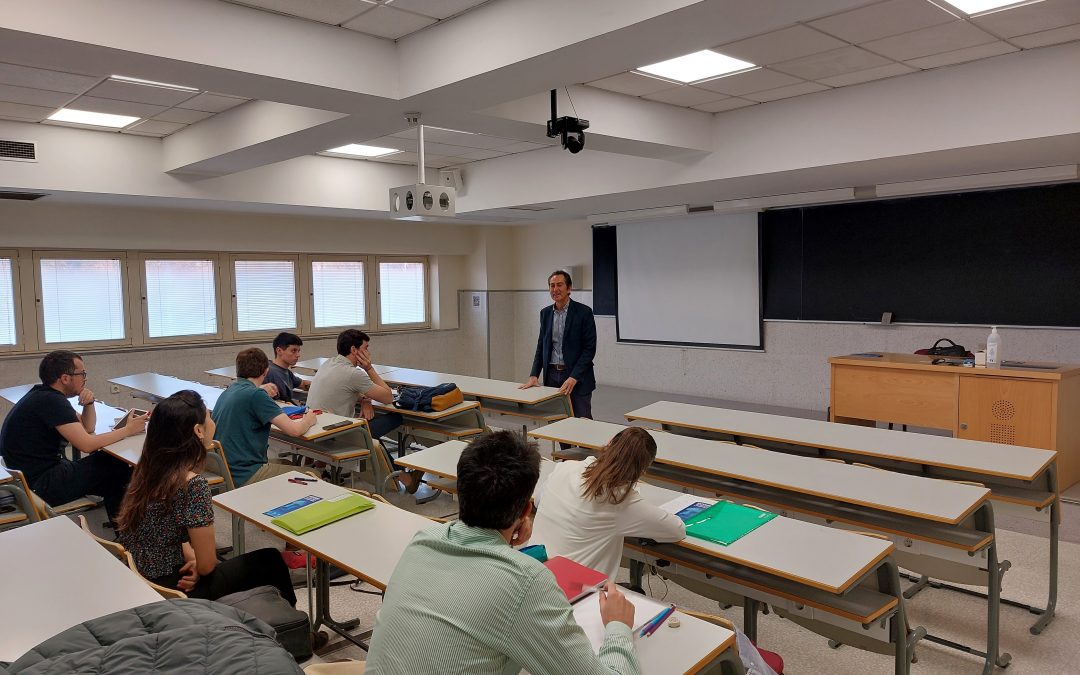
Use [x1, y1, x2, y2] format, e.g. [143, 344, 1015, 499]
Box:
[76, 514, 187, 600]
[1, 465, 103, 521]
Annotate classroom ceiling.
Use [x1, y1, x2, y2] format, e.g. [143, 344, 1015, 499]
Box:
[0, 0, 1078, 224]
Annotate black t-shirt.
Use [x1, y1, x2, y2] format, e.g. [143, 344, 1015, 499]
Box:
[265, 362, 302, 403]
[0, 384, 79, 483]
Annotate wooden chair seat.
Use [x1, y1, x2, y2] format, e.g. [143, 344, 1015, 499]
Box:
[0, 509, 28, 527]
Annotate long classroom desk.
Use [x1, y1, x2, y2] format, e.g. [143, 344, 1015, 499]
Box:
[395, 440, 919, 675]
[110, 372, 225, 409]
[530, 417, 1009, 675]
[296, 360, 572, 430]
[0, 517, 162, 662]
[626, 400, 1059, 634]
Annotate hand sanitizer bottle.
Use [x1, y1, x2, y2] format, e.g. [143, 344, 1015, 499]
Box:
[986, 326, 1001, 369]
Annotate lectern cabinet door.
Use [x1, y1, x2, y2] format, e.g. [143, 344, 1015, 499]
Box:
[958, 376, 1053, 448]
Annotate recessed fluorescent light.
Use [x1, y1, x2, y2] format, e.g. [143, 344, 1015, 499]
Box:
[109, 74, 199, 92]
[323, 144, 401, 158]
[47, 108, 140, 128]
[937, 0, 1040, 15]
[426, 125, 476, 135]
[636, 50, 755, 84]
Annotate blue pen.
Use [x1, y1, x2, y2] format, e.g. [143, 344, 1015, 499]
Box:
[642, 606, 676, 638]
[638, 604, 675, 637]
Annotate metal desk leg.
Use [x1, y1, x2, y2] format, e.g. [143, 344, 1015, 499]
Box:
[1031, 497, 1059, 634]
[231, 514, 246, 555]
[743, 598, 759, 643]
[312, 559, 366, 649]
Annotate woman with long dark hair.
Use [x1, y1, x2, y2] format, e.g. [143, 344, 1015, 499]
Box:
[530, 426, 685, 580]
[117, 390, 296, 603]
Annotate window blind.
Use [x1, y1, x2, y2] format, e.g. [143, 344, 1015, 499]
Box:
[379, 261, 425, 325]
[312, 261, 365, 328]
[234, 260, 296, 332]
[41, 258, 125, 343]
[0, 259, 15, 345]
[145, 259, 217, 338]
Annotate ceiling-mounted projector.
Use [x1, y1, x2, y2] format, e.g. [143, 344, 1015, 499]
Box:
[390, 112, 457, 221]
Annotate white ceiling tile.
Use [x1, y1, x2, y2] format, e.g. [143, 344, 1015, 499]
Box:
[816, 62, 917, 87]
[455, 147, 506, 160]
[0, 83, 70, 108]
[810, 0, 957, 43]
[370, 136, 417, 151]
[692, 97, 756, 113]
[153, 108, 215, 124]
[121, 128, 168, 138]
[771, 46, 894, 80]
[643, 86, 724, 107]
[66, 95, 165, 118]
[497, 140, 549, 153]
[904, 40, 1018, 69]
[971, 0, 1080, 38]
[422, 141, 475, 156]
[390, 0, 486, 21]
[695, 68, 803, 95]
[715, 25, 848, 65]
[0, 101, 54, 122]
[586, 72, 673, 97]
[0, 62, 99, 94]
[177, 93, 248, 113]
[227, 0, 375, 25]
[863, 20, 998, 61]
[1010, 22, 1080, 48]
[342, 5, 436, 39]
[421, 127, 481, 145]
[86, 79, 197, 107]
[444, 133, 521, 150]
[743, 81, 830, 102]
[124, 119, 187, 136]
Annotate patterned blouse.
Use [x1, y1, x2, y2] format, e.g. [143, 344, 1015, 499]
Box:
[121, 476, 215, 580]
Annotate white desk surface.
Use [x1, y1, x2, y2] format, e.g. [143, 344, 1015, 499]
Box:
[384, 367, 565, 405]
[206, 365, 313, 383]
[530, 417, 989, 525]
[396, 442, 891, 593]
[109, 373, 224, 409]
[213, 472, 431, 590]
[627, 401, 1056, 482]
[0, 517, 162, 662]
[0, 466, 10, 483]
[572, 589, 737, 675]
[0, 383, 36, 404]
[102, 433, 145, 465]
[273, 409, 366, 441]
[294, 358, 397, 376]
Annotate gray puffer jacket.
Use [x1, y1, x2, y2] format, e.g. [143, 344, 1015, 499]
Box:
[2, 598, 303, 674]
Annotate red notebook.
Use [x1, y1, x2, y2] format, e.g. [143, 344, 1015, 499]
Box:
[544, 556, 607, 603]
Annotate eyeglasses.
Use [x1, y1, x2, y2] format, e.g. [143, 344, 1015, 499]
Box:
[67, 371, 88, 379]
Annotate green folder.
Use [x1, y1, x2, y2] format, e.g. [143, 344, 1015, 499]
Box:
[271, 493, 375, 535]
[684, 501, 777, 546]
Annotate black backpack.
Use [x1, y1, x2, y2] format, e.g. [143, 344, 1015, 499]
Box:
[394, 383, 464, 412]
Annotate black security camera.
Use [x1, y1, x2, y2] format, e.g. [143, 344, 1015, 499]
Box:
[546, 90, 589, 154]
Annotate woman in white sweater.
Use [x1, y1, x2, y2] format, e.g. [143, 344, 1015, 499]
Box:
[531, 426, 685, 581]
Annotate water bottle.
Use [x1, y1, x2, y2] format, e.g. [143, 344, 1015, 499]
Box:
[986, 326, 1001, 369]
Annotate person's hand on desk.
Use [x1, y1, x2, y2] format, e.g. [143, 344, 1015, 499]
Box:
[519, 376, 540, 390]
[598, 581, 635, 630]
[558, 377, 577, 396]
[176, 560, 200, 592]
[260, 382, 279, 398]
[78, 388, 96, 407]
[301, 409, 317, 431]
[360, 398, 375, 421]
[124, 412, 150, 436]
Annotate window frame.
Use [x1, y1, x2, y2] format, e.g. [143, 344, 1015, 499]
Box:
[135, 252, 225, 345]
[303, 254, 373, 337]
[33, 249, 132, 350]
[374, 256, 430, 331]
[227, 253, 301, 340]
[0, 249, 23, 353]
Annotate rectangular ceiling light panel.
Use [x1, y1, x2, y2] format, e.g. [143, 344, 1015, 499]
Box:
[324, 143, 401, 158]
[939, 0, 1042, 15]
[109, 75, 199, 92]
[637, 50, 756, 83]
[47, 108, 140, 128]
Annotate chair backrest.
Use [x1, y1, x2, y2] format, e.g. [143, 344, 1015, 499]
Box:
[76, 515, 189, 600]
[206, 441, 236, 491]
[5, 467, 49, 520]
[347, 487, 390, 505]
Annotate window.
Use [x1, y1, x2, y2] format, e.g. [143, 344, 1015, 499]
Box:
[378, 259, 427, 326]
[233, 258, 297, 333]
[312, 260, 366, 329]
[144, 258, 218, 339]
[0, 256, 16, 347]
[39, 256, 126, 345]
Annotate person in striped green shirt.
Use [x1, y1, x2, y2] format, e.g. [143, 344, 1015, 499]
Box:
[365, 430, 640, 675]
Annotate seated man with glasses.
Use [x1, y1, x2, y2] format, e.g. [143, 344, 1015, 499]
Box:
[0, 350, 149, 519]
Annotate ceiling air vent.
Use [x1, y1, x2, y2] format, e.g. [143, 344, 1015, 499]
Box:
[0, 139, 36, 162]
[0, 191, 49, 200]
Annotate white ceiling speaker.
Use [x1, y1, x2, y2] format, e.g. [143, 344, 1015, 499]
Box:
[390, 113, 457, 221]
[439, 167, 463, 192]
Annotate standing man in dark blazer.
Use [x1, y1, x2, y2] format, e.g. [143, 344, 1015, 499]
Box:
[519, 270, 597, 418]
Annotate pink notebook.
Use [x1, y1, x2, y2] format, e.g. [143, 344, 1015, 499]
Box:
[544, 556, 607, 603]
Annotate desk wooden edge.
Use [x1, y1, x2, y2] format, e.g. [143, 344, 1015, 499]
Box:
[393, 458, 457, 482]
[686, 631, 738, 675]
[527, 429, 606, 449]
[624, 541, 898, 625]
